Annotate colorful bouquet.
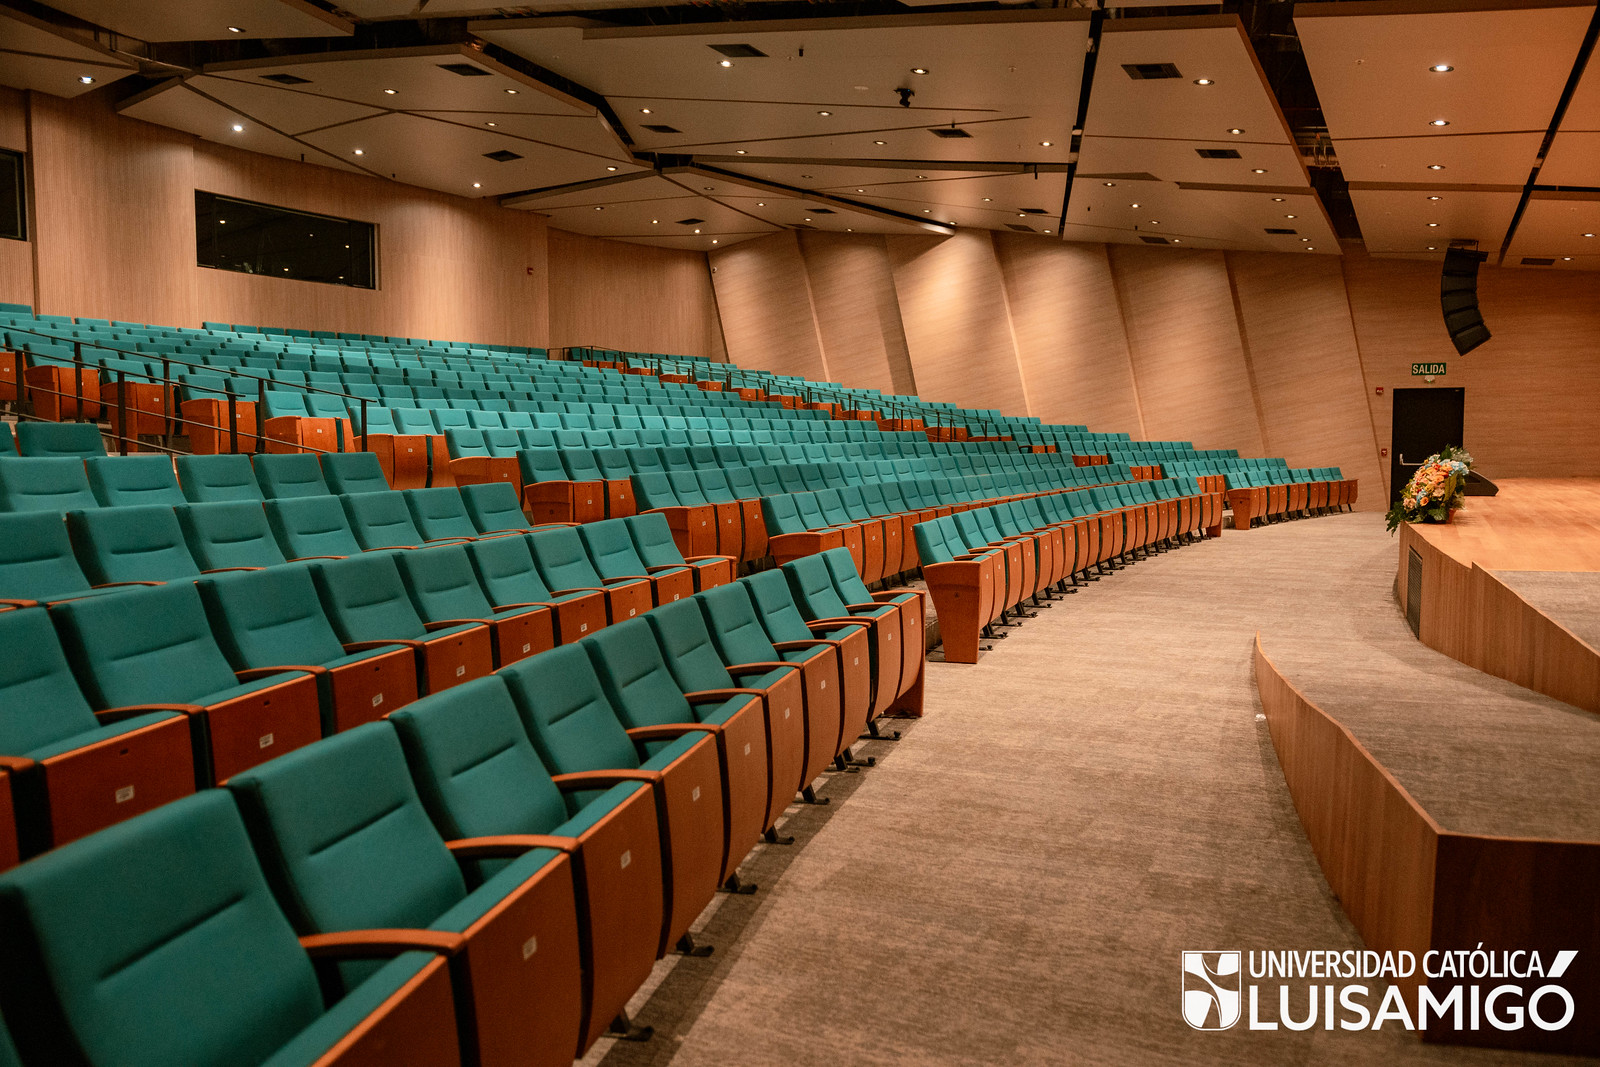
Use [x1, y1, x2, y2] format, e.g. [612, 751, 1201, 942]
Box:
[1385, 445, 1473, 532]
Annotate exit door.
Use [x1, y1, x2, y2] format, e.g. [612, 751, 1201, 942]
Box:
[1390, 387, 1465, 504]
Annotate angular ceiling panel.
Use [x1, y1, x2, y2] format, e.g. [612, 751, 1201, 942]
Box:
[1060, 178, 1337, 253]
[45, 0, 351, 41]
[1503, 192, 1600, 270]
[118, 80, 365, 172]
[0, 8, 137, 99]
[1347, 185, 1521, 254]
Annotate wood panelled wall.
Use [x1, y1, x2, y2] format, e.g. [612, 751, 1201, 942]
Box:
[713, 227, 1600, 506]
[0, 89, 717, 355]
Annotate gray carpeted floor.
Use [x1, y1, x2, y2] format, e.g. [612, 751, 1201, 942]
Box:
[580, 513, 1597, 1067]
[1496, 570, 1600, 653]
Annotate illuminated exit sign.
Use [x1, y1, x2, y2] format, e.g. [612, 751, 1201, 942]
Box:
[1410, 362, 1447, 376]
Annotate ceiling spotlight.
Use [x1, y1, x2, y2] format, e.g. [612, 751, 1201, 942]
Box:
[78, 75, 95, 85]
[694, 228, 701, 233]
[227, 26, 245, 33]
[925, 210, 932, 214]
[911, 68, 929, 75]
[846, 228, 853, 232]
[982, 197, 992, 202]
[1271, 197, 1285, 202]
[1427, 246, 1436, 250]
[383, 88, 397, 95]
[736, 150, 747, 154]
[1301, 238, 1310, 242]
[1130, 203, 1140, 208]
[873, 140, 886, 145]
[1585, 233, 1597, 238]
[594, 206, 603, 211]
[353, 148, 364, 155]
[1429, 119, 1449, 126]
[652, 219, 659, 224]
[1018, 212, 1027, 218]
[1194, 78, 1214, 86]
[1104, 182, 1116, 187]
[485, 121, 497, 127]
[805, 217, 814, 221]
[1306, 247, 1315, 251]
[757, 202, 764, 207]
[1285, 214, 1297, 219]
[818, 110, 832, 116]
[712, 239, 719, 244]
[858, 189, 866, 193]
[916, 175, 926, 179]
[504, 88, 518, 95]
[1430, 64, 1454, 73]
[1045, 230, 1052, 234]
[1040, 141, 1053, 147]
[1228, 128, 1244, 135]
[1171, 238, 1180, 243]
[1563, 256, 1573, 261]
[472, 182, 481, 189]
[1427, 164, 1445, 170]
[1251, 168, 1267, 174]
[1427, 195, 1441, 200]
[719, 60, 733, 68]
[231, 123, 244, 132]
[1427, 222, 1439, 227]
[1150, 220, 1160, 225]
[640, 108, 652, 114]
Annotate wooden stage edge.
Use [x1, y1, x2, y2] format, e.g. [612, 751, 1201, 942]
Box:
[1395, 478, 1600, 716]
[1253, 636, 1600, 1056]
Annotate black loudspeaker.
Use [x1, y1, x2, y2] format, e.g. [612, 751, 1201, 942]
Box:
[1441, 247, 1490, 355]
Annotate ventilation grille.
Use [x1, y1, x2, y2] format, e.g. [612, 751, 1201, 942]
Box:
[1139, 235, 1170, 244]
[640, 124, 681, 134]
[1019, 207, 1049, 215]
[261, 73, 311, 85]
[929, 127, 972, 139]
[1264, 228, 1297, 235]
[1520, 257, 1555, 266]
[1122, 63, 1182, 80]
[1006, 223, 1035, 232]
[808, 207, 835, 214]
[1406, 548, 1423, 637]
[710, 43, 768, 58]
[438, 63, 491, 77]
[676, 218, 705, 225]
[1196, 148, 1241, 159]
[483, 149, 523, 163]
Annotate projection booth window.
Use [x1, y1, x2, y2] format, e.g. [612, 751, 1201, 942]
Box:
[195, 191, 376, 289]
[0, 149, 24, 242]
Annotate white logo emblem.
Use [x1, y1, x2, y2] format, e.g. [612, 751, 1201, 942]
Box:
[1182, 951, 1241, 1030]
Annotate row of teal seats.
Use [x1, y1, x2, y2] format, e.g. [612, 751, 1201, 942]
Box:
[0, 549, 921, 1067]
[1, 421, 105, 460]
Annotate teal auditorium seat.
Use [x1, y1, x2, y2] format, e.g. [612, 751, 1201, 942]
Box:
[84, 454, 184, 507]
[320, 451, 391, 495]
[176, 453, 264, 502]
[392, 544, 554, 668]
[0, 511, 150, 606]
[388, 676, 664, 1051]
[66, 504, 211, 584]
[458, 482, 538, 536]
[578, 518, 694, 606]
[404, 487, 510, 542]
[497, 645, 723, 958]
[527, 526, 653, 625]
[14, 421, 104, 459]
[175, 500, 290, 570]
[0, 457, 99, 513]
[49, 581, 322, 784]
[0, 790, 462, 1067]
[340, 491, 460, 551]
[226, 723, 585, 1067]
[0, 606, 193, 855]
[462, 534, 606, 645]
[199, 565, 418, 735]
[623, 512, 734, 592]
[265, 496, 365, 560]
[253, 453, 331, 499]
[782, 553, 913, 724]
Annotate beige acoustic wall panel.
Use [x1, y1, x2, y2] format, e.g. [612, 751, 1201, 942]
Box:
[992, 234, 1143, 435]
[0, 88, 29, 309]
[548, 227, 721, 358]
[885, 229, 1027, 415]
[1108, 243, 1264, 455]
[710, 230, 829, 380]
[1226, 251, 1384, 508]
[796, 231, 914, 398]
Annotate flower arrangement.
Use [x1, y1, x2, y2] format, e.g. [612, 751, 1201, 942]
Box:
[1385, 445, 1473, 532]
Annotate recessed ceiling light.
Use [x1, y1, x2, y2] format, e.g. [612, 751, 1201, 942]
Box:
[1563, 256, 1572, 261]
[1251, 168, 1266, 174]
[1427, 222, 1439, 227]
[231, 123, 244, 132]
[736, 150, 746, 154]
[1585, 233, 1597, 237]
[818, 110, 832, 116]
[383, 88, 397, 95]
[1040, 141, 1053, 147]
[1430, 64, 1454, 73]
[1130, 203, 1140, 208]
[911, 68, 929, 75]
[485, 122, 497, 127]
[1045, 229, 1052, 234]
[694, 228, 701, 233]
[504, 88, 518, 95]
[640, 108, 652, 114]
[1427, 245, 1436, 250]
[1301, 238, 1310, 242]
[1018, 213, 1027, 218]
[720, 60, 733, 68]
[1427, 164, 1445, 170]
[353, 148, 364, 155]
[916, 175, 926, 179]
[1429, 119, 1449, 126]
[757, 202, 764, 207]
[1306, 247, 1314, 251]
[1427, 195, 1441, 200]
[925, 210, 932, 214]
[1271, 197, 1285, 202]
[982, 197, 992, 202]
[703, 186, 714, 190]
[78, 75, 94, 85]
[594, 206, 603, 211]
[712, 239, 718, 244]
[846, 228, 853, 232]
[652, 219, 659, 224]
[1171, 238, 1179, 243]
[1104, 182, 1116, 187]
[472, 182, 481, 189]
[1194, 78, 1214, 86]
[1285, 214, 1296, 219]
[1228, 128, 1244, 135]
[805, 217, 814, 221]
[607, 166, 618, 171]
[857, 189, 866, 193]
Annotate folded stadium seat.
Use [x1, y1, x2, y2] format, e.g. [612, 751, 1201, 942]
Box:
[695, 582, 844, 797]
[265, 496, 366, 561]
[200, 565, 418, 734]
[520, 448, 602, 525]
[593, 447, 640, 518]
[0, 512, 159, 607]
[816, 548, 925, 719]
[911, 518, 1005, 663]
[951, 509, 1029, 610]
[322, 450, 391, 494]
[14, 421, 104, 459]
[393, 545, 553, 668]
[794, 492, 866, 574]
[388, 676, 664, 1050]
[630, 472, 715, 558]
[360, 407, 431, 490]
[993, 501, 1060, 594]
[757, 494, 840, 569]
[578, 519, 694, 606]
[227, 723, 584, 1067]
[0, 456, 98, 514]
[0, 790, 461, 1067]
[82, 453, 184, 508]
[403, 486, 517, 543]
[1019, 496, 1082, 589]
[1046, 492, 1100, 574]
[560, 448, 631, 519]
[341, 491, 469, 552]
[309, 552, 492, 696]
[0, 607, 193, 854]
[623, 512, 734, 592]
[690, 468, 749, 559]
[254, 452, 332, 499]
[446, 427, 521, 491]
[498, 639, 722, 958]
[856, 483, 907, 579]
[833, 486, 891, 583]
[262, 391, 352, 455]
[720, 466, 768, 561]
[50, 582, 321, 785]
[452, 482, 536, 537]
[175, 500, 291, 570]
[527, 526, 653, 624]
[782, 551, 908, 729]
[67, 504, 241, 584]
[585, 617, 770, 886]
[174, 452, 263, 503]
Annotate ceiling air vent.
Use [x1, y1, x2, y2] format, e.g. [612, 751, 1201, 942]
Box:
[261, 73, 311, 85]
[640, 124, 681, 134]
[1122, 63, 1182, 80]
[676, 218, 705, 225]
[793, 223, 816, 229]
[1520, 257, 1555, 265]
[1006, 223, 1035, 232]
[1139, 235, 1171, 244]
[1019, 207, 1049, 215]
[710, 43, 768, 58]
[438, 63, 491, 77]
[808, 207, 835, 214]
[483, 149, 523, 163]
[929, 127, 972, 139]
[1196, 148, 1242, 159]
[1264, 227, 1297, 234]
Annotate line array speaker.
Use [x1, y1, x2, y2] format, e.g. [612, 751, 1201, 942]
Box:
[1441, 247, 1490, 355]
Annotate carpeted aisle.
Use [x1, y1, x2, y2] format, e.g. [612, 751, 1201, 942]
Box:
[584, 512, 1595, 1067]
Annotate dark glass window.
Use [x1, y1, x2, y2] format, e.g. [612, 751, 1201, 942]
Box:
[0, 149, 23, 242]
[195, 191, 375, 288]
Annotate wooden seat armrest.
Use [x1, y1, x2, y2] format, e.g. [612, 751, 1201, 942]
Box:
[625, 724, 718, 742]
[237, 665, 327, 681]
[874, 588, 928, 602]
[730, 661, 801, 675]
[684, 688, 765, 703]
[299, 930, 465, 960]
[344, 639, 425, 652]
[446, 834, 580, 858]
[422, 536, 474, 545]
[805, 620, 867, 634]
[491, 600, 556, 611]
[289, 555, 347, 562]
[550, 585, 608, 596]
[0, 598, 37, 609]
[94, 703, 203, 723]
[200, 566, 263, 574]
[91, 581, 163, 589]
[771, 640, 831, 652]
[645, 564, 690, 573]
[551, 769, 662, 791]
[600, 576, 648, 586]
[0, 756, 37, 774]
[844, 602, 894, 612]
[808, 615, 878, 628]
[684, 555, 736, 565]
[423, 619, 491, 631]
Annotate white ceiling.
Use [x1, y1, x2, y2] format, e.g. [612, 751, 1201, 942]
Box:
[1503, 191, 1600, 270]
[44, 0, 351, 41]
[0, 7, 137, 99]
[1296, 0, 1598, 266]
